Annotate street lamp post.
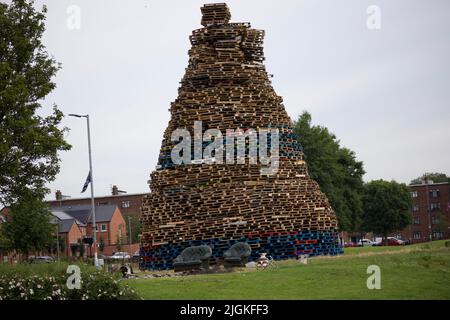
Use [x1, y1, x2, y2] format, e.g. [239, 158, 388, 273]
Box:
[69, 114, 98, 267]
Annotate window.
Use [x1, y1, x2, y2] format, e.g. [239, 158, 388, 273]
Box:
[412, 204, 419, 212]
[413, 216, 420, 225]
[100, 223, 107, 232]
[429, 189, 440, 198]
[121, 200, 131, 208]
[431, 216, 437, 225]
[97, 202, 108, 206]
[413, 231, 421, 240]
[430, 203, 440, 211]
[433, 231, 443, 239]
[411, 191, 418, 198]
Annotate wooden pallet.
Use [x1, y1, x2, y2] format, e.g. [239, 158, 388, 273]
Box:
[139, 3, 340, 266]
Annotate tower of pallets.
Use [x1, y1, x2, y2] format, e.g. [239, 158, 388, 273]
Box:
[140, 3, 342, 270]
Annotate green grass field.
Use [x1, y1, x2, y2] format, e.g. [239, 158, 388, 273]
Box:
[126, 240, 450, 300]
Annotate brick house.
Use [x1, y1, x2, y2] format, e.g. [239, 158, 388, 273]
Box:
[52, 204, 127, 248]
[47, 186, 146, 244]
[394, 181, 450, 243]
[47, 186, 146, 218]
[51, 211, 86, 257]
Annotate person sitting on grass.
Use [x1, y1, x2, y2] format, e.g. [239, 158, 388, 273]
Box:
[120, 264, 128, 278]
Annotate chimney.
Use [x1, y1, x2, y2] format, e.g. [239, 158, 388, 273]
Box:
[55, 190, 62, 201]
[112, 185, 119, 196]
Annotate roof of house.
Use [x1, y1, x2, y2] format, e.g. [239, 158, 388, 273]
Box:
[46, 192, 147, 203]
[57, 219, 77, 233]
[409, 181, 450, 187]
[51, 210, 86, 227]
[50, 204, 118, 224]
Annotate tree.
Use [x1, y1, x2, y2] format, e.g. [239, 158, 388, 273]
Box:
[434, 213, 450, 238]
[0, 0, 71, 205]
[361, 180, 412, 240]
[116, 233, 123, 252]
[410, 172, 450, 185]
[70, 243, 79, 257]
[2, 193, 54, 257]
[98, 236, 105, 253]
[78, 239, 85, 258]
[293, 111, 365, 232]
[48, 235, 65, 255]
[0, 227, 10, 257]
[126, 214, 141, 243]
[57, 236, 65, 254]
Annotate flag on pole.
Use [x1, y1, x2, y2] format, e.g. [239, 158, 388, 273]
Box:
[81, 171, 91, 193]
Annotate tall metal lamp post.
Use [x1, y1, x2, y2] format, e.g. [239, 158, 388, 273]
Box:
[69, 114, 98, 267]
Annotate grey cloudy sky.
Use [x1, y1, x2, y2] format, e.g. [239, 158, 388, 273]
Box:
[27, 0, 450, 200]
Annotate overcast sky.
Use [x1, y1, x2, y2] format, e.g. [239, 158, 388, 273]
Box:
[22, 0, 450, 200]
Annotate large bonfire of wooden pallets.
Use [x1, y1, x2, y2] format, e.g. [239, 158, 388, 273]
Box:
[140, 3, 342, 270]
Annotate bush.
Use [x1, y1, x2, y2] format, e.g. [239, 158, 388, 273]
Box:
[0, 262, 140, 300]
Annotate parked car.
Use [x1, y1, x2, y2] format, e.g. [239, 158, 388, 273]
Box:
[29, 255, 54, 263]
[357, 239, 377, 247]
[110, 252, 131, 260]
[396, 237, 410, 245]
[387, 237, 406, 246]
[344, 242, 356, 248]
[132, 250, 140, 262]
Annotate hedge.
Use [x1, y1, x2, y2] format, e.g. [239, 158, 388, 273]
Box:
[0, 262, 140, 300]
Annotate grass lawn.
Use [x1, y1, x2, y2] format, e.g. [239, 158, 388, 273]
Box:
[126, 240, 450, 300]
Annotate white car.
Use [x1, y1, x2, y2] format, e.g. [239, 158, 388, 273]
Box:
[110, 252, 131, 260]
[357, 239, 377, 247]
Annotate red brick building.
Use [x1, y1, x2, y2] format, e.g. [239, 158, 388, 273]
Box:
[51, 212, 86, 257]
[47, 186, 147, 244]
[395, 182, 450, 243]
[47, 186, 146, 218]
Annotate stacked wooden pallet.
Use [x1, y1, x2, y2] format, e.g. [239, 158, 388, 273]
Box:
[200, 3, 231, 27]
[140, 3, 342, 270]
[141, 230, 342, 270]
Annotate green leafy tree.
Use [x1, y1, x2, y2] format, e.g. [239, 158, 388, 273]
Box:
[434, 213, 450, 237]
[78, 239, 85, 258]
[361, 180, 412, 240]
[116, 233, 123, 252]
[57, 236, 65, 254]
[0, 0, 71, 205]
[98, 236, 105, 253]
[125, 214, 141, 243]
[0, 227, 10, 256]
[48, 235, 65, 255]
[2, 193, 54, 257]
[293, 111, 365, 232]
[70, 243, 79, 257]
[410, 172, 450, 185]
